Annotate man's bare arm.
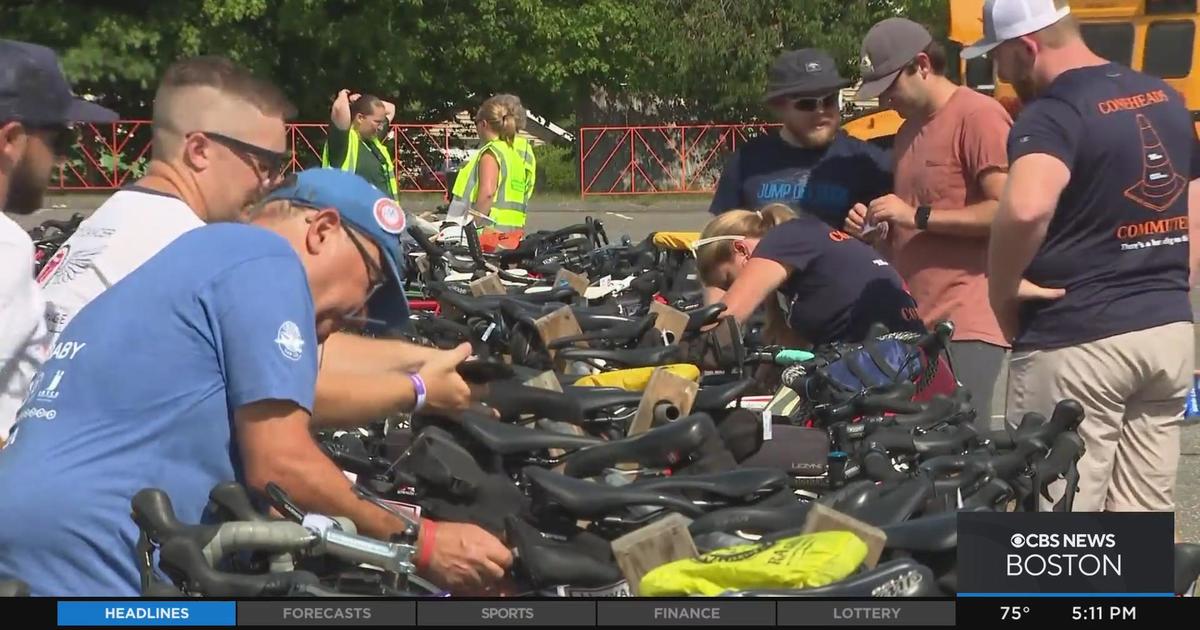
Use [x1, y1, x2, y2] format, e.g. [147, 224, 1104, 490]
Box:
[235, 400, 406, 539]
[323, 332, 442, 374]
[925, 170, 1007, 237]
[312, 369, 417, 429]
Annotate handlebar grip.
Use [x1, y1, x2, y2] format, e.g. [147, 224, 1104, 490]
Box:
[205, 521, 315, 564]
[1033, 431, 1085, 480]
[131, 488, 186, 542]
[407, 224, 446, 259]
[1047, 399, 1085, 435]
[158, 536, 317, 597]
[912, 424, 978, 456]
[208, 482, 267, 523]
[775, 349, 816, 366]
[864, 429, 916, 453]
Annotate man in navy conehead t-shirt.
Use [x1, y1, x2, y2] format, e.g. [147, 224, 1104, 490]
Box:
[970, 0, 1198, 514]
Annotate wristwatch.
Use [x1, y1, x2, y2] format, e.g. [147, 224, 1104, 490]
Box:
[915, 205, 932, 230]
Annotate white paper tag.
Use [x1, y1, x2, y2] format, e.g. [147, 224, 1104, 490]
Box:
[481, 322, 497, 341]
[599, 275, 612, 288]
[762, 410, 773, 441]
[343, 470, 359, 484]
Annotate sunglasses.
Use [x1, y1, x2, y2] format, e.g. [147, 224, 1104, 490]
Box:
[199, 131, 289, 179]
[782, 93, 839, 113]
[26, 123, 78, 157]
[342, 224, 388, 302]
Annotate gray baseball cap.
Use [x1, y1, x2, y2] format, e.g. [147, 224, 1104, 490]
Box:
[854, 18, 934, 101]
[0, 39, 118, 125]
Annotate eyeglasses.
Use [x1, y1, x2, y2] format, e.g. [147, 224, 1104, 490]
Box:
[342, 224, 388, 302]
[788, 93, 839, 113]
[198, 131, 289, 180]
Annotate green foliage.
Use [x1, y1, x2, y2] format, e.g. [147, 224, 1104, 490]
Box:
[0, 0, 950, 123]
[533, 143, 578, 194]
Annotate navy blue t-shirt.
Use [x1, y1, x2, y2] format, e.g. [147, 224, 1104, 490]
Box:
[0, 223, 319, 596]
[709, 131, 893, 228]
[1008, 63, 1198, 350]
[752, 214, 925, 345]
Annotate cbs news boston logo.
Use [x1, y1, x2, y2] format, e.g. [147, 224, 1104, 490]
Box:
[958, 513, 1173, 595]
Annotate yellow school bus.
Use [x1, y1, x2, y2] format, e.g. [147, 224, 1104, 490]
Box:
[843, 0, 1200, 144]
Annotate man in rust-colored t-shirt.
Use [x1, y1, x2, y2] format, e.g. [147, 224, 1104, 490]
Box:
[848, 18, 1013, 425]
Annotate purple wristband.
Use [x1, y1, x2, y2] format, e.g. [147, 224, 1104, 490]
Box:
[409, 373, 427, 412]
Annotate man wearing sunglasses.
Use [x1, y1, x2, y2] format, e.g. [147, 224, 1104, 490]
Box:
[0, 168, 511, 596]
[0, 40, 118, 444]
[708, 48, 893, 229]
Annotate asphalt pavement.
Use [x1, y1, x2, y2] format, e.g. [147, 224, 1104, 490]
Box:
[18, 191, 1200, 540]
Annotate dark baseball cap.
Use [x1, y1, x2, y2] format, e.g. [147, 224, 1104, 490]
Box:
[263, 168, 410, 328]
[0, 39, 118, 125]
[764, 49, 853, 101]
[854, 18, 934, 101]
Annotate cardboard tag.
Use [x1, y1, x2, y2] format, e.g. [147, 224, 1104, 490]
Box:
[610, 513, 697, 595]
[523, 371, 564, 393]
[469, 272, 505, 296]
[534, 306, 585, 362]
[648, 302, 689, 346]
[801, 502, 886, 569]
[627, 367, 698, 437]
[554, 268, 590, 295]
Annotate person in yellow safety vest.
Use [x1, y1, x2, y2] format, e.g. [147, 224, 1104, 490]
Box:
[445, 95, 530, 231]
[490, 94, 537, 205]
[321, 90, 400, 201]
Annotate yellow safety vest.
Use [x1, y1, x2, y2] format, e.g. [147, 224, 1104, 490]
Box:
[450, 139, 529, 228]
[321, 128, 400, 201]
[512, 136, 536, 203]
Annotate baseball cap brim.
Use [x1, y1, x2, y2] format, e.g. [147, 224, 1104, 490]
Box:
[65, 98, 119, 124]
[962, 38, 1002, 60]
[359, 233, 411, 333]
[854, 69, 903, 101]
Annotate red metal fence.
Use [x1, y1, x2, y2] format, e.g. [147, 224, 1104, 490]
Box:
[578, 123, 781, 196]
[49, 121, 780, 197]
[49, 122, 456, 194]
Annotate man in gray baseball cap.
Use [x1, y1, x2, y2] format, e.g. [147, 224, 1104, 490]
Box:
[847, 18, 1016, 426]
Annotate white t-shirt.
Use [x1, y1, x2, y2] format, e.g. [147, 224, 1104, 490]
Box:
[39, 188, 204, 343]
[0, 213, 50, 438]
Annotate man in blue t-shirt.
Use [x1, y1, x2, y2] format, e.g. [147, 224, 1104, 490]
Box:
[0, 169, 512, 595]
[708, 48, 893, 228]
[967, 0, 1198, 514]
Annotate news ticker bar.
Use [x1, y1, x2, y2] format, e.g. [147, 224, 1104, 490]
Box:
[46, 597, 1200, 627]
[54, 599, 959, 627]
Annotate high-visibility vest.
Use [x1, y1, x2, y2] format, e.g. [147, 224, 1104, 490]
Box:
[450, 139, 529, 228]
[512, 136, 536, 203]
[321, 128, 399, 201]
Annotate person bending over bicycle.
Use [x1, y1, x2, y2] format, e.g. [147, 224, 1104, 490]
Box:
[696, 203, 926, 347]
[0, 169, 510, 597]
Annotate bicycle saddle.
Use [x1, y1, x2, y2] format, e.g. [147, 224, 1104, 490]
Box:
[722, 559, 940, 597]
[562, 413, 719, 478]
[562, 386, 643, 415]
[507, 517, 623, 588]
[461, 414, 604, 456]
[880, 511, 957, 553]
[1176, 543, 1200, 595]
[688, 499, 814, 537]
[484, 383, 584, 423]
[548, 313, 658, 349]
[557, 344, 683, 369]
[632, 468, 788, 500]
[822, 477, 934, 528]
[692, 378, 755, 412]
[523, 466, 705, 519]
[685, 303, 727, 332]
[0, 580, 29, 597]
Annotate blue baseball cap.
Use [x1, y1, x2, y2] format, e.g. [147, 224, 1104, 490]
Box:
[0, 39, 118, 125]
[263, 168, 410, 329]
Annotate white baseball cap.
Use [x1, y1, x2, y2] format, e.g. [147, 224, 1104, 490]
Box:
[962, 0, 1072, 59]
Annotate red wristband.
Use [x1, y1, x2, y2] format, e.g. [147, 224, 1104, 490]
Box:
[416, 518, 436, 571]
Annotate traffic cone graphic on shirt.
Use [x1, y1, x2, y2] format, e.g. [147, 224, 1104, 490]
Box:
[1124, 113, 1187, 212]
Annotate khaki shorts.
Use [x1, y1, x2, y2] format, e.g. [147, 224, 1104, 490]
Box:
[1005, 321, 1193, 512]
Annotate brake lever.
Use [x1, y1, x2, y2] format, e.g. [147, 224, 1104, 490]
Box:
[264, 482, 307, 523]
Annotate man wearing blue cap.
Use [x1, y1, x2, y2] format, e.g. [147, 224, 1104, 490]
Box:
[0, 39, 118, 445]
[0, 168, 512, 596]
